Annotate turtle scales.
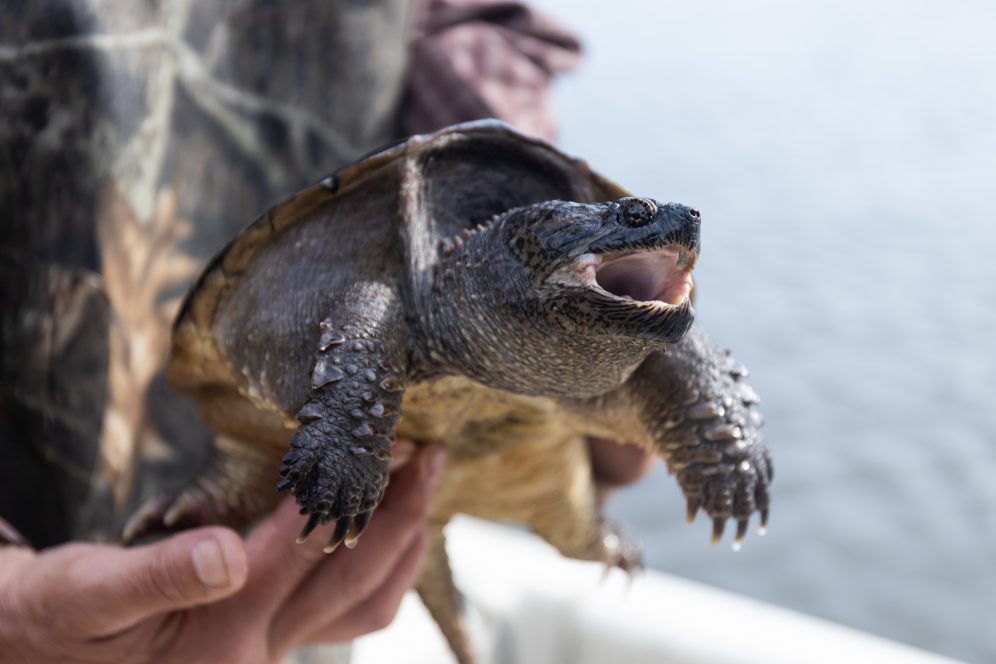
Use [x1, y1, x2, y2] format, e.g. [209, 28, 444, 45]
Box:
[126, 121, 772, 664]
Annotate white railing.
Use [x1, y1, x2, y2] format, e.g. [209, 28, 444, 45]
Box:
[351, 517, 963, 664]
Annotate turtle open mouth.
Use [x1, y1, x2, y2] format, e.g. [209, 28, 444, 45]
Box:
[589, 247, 694, 306]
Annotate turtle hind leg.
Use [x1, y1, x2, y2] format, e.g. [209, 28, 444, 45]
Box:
[417, 526, 477, 664]
[523, 434, 643, 573]
[123, 434, 285, 542]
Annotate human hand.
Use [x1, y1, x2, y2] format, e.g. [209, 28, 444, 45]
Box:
[0, 443, 446, 664]
[587, 437, 657, 506]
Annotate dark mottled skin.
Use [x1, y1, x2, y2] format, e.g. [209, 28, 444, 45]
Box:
[133, 122, 772, 664]
[284, 298, 408, 546]
[418, 200, 698, 395]
[275, 197, 708, 538]
[601, 327, 773, 543]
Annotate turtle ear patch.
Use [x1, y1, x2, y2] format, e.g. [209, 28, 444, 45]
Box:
[505, 202, 606, 276]
[508, 225, 548, 274]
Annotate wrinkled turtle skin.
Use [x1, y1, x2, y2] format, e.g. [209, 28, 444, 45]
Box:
[126, 121, 773, 664]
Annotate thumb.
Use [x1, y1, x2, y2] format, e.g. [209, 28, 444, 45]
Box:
[49, 528, 249, 635]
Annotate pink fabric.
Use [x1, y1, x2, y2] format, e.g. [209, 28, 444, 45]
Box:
[403, 0, 582, 141]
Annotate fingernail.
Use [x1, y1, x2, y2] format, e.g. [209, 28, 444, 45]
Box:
[191, 538, 230, 589]
[421, 446, 447, 486]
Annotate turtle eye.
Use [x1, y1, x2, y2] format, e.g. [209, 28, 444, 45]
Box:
[619, 198, 656, 227]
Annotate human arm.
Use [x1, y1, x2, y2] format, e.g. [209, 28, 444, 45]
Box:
[0, 444, 445, 664]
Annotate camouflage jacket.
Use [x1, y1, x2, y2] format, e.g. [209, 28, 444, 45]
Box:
[0, 0, 578, 548]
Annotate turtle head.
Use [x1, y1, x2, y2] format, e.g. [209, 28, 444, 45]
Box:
[423, 196, 701, 397]
[507, 197, 700, 345]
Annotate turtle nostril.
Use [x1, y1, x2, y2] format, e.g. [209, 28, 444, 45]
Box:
[688, 208, 701, 219]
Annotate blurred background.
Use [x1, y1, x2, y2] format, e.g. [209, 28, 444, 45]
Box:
[3, 1, 993, 662]
[527, 1, 996, 662]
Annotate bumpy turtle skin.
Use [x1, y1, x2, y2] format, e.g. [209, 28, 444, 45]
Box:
[623, 326, 772, 544]
[279, 290, 407, 549]
[141, 122, 773, 664]
[414, 200, 699, 398]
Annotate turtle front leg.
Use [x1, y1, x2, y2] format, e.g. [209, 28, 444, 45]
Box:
[279, 301, 407, 552]
[623, 326, 773, 548]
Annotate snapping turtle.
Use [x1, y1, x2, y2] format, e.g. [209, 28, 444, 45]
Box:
[125, 121, 771, 663]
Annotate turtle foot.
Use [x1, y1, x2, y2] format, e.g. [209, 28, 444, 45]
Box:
[123, 488, 217, 543]
[600, 519, 642, 574]
[636, 329, 773, 549]
[680, 440, 773, 550]
[278, 416, 389, 552]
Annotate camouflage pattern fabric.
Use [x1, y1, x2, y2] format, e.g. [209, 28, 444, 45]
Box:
[0, 0, 578, 549]
[0, 0, 414, 547]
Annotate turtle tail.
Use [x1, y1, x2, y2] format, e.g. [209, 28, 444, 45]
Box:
[417, 526, 477, 664]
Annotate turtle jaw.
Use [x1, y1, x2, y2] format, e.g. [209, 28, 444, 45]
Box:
[588, 245, 696, 308]
[562, 243, 696, 313]
[543, 243, 697, 345]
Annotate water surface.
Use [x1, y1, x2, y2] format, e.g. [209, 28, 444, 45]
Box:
[531, 1, 996, 661]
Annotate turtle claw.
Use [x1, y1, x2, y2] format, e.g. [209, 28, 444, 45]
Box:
[164, 493, 200, 528]
[686, 497, 701, 523]
[324, 516, 353, 553]
[344, 510, 373, 549]
[0, 517, 29, 547]
[711, 517, 726, 545]
[297, 513, 322, 544]
[280, 415, 390, 545]
[123, 497, 164, 543]
[123, 491, 213, 543]
[733, 518, 749, 551]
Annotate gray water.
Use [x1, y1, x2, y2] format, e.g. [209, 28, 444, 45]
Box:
[531, 1, 996, 662]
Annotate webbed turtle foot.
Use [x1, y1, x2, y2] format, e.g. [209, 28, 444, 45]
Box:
[278, 413, 390, 553]
[633, 328, 773, 549]
[678, 421, 773, 551]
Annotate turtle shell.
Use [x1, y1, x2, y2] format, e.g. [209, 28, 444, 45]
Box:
[168, 120, 628, 422]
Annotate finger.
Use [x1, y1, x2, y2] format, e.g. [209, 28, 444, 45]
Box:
[389, 439, 416, 472]
[243, 494, 331, 602]
[246, 440, 421, 599]
[587, 437, 657, 488]
[270, 444, 445, 647]
[304, 528, 429, 644]
[33, 528, 248, 635]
